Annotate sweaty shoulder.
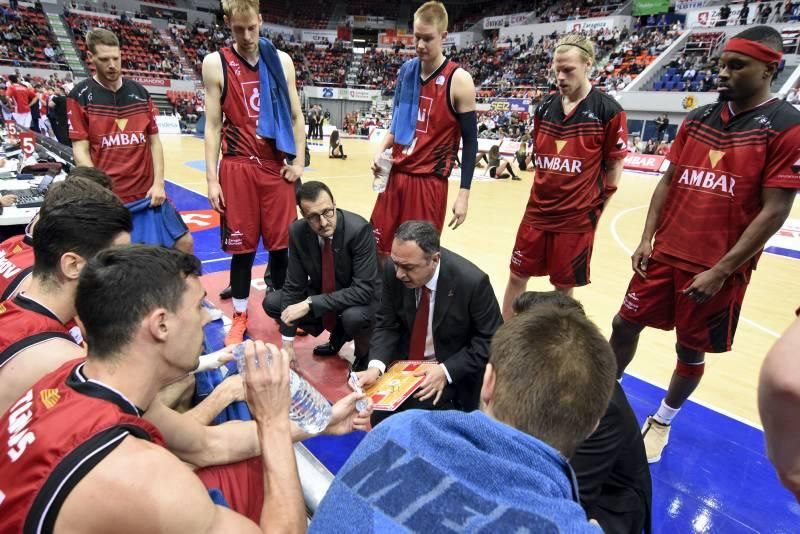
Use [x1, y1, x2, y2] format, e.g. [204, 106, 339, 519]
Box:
[56, 436, 220, 534]
[68, 79, 92, 102]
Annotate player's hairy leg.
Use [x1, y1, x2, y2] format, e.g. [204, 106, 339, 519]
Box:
[501, 272, 529, 321]
[610, 314, 645, 379]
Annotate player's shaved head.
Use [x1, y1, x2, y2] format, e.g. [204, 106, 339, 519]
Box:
[734, 25, 783, 52]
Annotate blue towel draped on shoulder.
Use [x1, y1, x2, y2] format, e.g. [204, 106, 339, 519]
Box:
[256, 37, 296, 159]
[389, 58, 421, 146]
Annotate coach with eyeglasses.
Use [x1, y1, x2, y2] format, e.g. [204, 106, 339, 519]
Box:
[264, 181, 379, 370]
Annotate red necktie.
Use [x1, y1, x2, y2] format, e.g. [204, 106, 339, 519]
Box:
[409, 287, 430, 360]
[322, 238, 337, 332]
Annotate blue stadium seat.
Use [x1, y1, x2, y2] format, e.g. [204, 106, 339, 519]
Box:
[654, 81, 663, 90]
[689, 82, 699, 91]
[667, 67, 677, 76]
[675, 82, 685, 91]
[665, 81, 675, 90]
[662, 73, 671, 81]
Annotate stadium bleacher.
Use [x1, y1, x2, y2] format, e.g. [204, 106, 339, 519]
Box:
[0, 2, 68, 70]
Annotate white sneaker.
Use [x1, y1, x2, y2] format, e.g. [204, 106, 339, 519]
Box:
[642, 416, 671, 463]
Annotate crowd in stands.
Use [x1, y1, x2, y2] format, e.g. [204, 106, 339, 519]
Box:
[0, 2, 67, 69]
[355, 49, 406, 89]
[261, 0, 331, 28]
[786, 86, 800, 105]
[68, 11, 185, 79]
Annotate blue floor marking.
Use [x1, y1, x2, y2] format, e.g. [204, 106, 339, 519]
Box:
[172, 176, 795, 533]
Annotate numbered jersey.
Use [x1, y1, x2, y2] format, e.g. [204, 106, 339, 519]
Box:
[0, 234, 34, 301]
[392, 59, 462, 179]
[0, 360, 165, 534]
[219, 47, 284, 164]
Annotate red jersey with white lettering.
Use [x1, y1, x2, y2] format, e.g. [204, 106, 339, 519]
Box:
[0, 360, 165, 534]
[7, 83, 35, 114]
[655, 99, 800, 273]
[525, 88, 628, 233]
[67, 78, 159, 203]
[391, 59, 462, 179]
[0, 234, 34, 302]
[219, 47, 284, 165]
[0, 295, 77, 369]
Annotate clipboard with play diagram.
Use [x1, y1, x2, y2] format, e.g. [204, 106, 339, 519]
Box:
[364, 360, 440, 411]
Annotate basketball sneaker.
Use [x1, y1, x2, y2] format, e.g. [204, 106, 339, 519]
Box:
[225, 312, 248, 346]
[641, 416, 670, 463]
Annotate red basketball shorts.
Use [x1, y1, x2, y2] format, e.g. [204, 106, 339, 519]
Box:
[197, 457, 264, 523]
[219, 157, 296, 253]
[618, 258, 749, 353]
[370, 170, 449, 255]
[509, 222, 595, 288]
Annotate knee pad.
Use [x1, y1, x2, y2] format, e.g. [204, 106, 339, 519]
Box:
[676, 359, 705, 378]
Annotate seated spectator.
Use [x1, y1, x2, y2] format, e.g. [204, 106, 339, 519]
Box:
[312, 301, 616, 531]
[643, 138, 658, 154]
[512, 291, 652, 534]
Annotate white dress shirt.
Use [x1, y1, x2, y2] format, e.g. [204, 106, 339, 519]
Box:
[369, 262, 453, 383]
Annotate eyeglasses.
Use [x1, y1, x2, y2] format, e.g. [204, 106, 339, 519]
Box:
[304, 208, 335, 224]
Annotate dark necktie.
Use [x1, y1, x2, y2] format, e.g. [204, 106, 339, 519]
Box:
[322, 238, 337, 332]
[409, 286, 430, 360]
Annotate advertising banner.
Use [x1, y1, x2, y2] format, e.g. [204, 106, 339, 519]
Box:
[483, 12, 533, 30]
[301, 30, 337, 44]
[130, 76, 171, 88]
[633, 0, 670, 16]
[156, 115, 181, 134]
[565, 17, 617, 33]
[490, 98, 529, 113]
[623, 154, 666, 172]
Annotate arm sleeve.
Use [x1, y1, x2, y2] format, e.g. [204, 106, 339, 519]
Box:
[602, 110, 629, 160]
[571, 401, 624, 509]
[763, 124, 800, 190]
[457, 111, 478, 190]
[67, 95, 89, 141]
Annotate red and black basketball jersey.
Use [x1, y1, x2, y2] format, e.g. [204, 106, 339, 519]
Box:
[0, 234, 34, 302]
[0, 360, 165, 534]
[67, 78, 159, 203]
[0, 295, 76, 369]
[654, 99, 800, 273]
[392, 59, 462, 179]
[219, 47, 284, 166]
[524, 88, 628, 232]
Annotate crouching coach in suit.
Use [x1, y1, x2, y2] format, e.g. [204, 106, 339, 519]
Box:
[264, 181, 378, 370]
[356, 220, 503, 425]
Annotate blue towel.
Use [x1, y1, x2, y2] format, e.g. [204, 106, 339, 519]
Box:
[256, 37, 296, 159]
[310, 410, 600, 533]
[389, 58, 421, 146]
[124, 198, 189, 249]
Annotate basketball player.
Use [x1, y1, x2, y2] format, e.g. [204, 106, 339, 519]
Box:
[6, 74, 36, 128]
[610, 26, 799, 462]
[68, 29, 194, 254]
[369, 1, 478, 256]
[0, 167, 125, 303]
[501, 34, 628, 319]
[203, 0, 306, 345]
[0, 179, 132, 414]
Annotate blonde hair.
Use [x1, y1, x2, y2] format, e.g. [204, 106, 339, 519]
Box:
[222, 0, 259, 18]
[414, 1, 448, 33]
[555, 34, 596, 65]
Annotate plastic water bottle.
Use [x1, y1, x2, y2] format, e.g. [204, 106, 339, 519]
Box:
[372, 149, 393, 193]
[234, 343, 332, 434]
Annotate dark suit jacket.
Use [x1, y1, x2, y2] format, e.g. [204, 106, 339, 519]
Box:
[370, 248, 502, 410]
[281, 209, 378, 320]
[572, 382, 653, 534]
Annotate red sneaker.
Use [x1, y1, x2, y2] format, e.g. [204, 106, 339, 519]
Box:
[225, 312, 248, 346]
